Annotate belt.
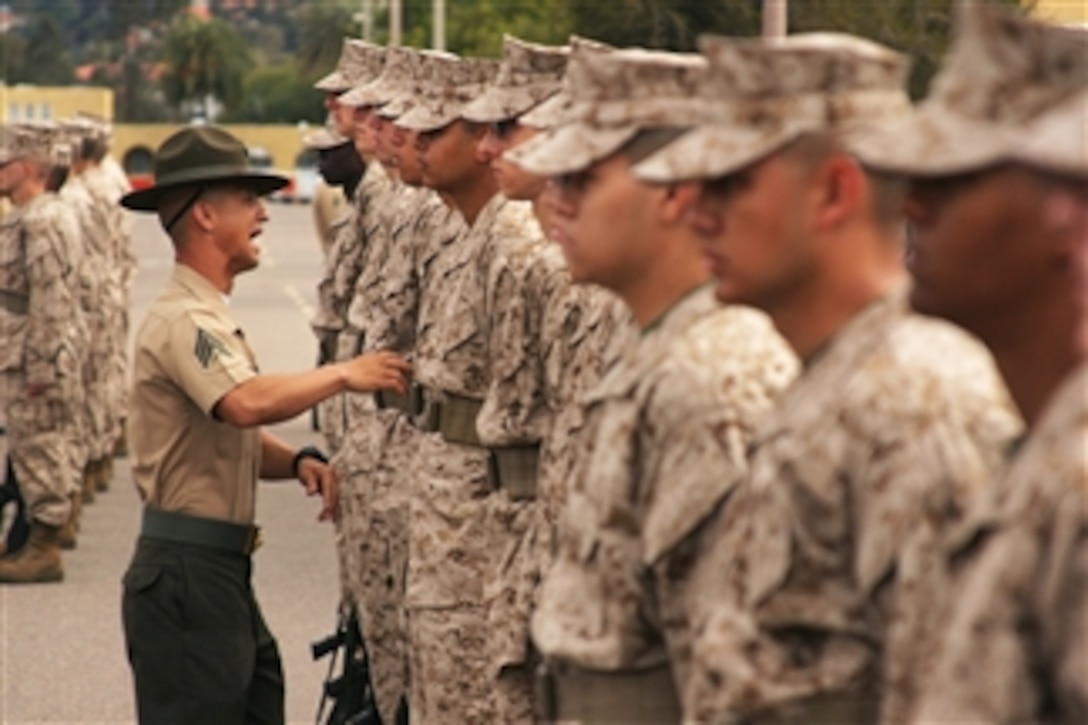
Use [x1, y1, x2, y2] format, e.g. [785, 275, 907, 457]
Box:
[488, 444, 540, 500]
[0, 290, 28, 315]
[741, 693, 880, 725]
[411, 385, 484, 447]
[539, 662, 682, 723]
[140, 508, 261, 555]
[375, 386, 420, 416]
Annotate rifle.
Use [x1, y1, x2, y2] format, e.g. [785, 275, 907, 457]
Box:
[312, 600, 382, 725]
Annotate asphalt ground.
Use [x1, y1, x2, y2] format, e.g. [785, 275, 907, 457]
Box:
[0, 202, 342, 724]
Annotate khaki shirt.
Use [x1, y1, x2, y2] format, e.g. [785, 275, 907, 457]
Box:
[686, 293, 1020, 721]
[911, 363, 1087, 724]
[532, 287, 797, 689]
[129, 265, 261, 524]
[312, 182, 347, 257]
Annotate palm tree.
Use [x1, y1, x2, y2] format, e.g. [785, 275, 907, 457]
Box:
[160, 14, 252, 122]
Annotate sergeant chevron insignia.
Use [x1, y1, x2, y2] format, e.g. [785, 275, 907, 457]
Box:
[194, 327, 232, 368]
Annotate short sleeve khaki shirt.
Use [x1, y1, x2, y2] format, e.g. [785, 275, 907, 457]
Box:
[129, 264, 261, 524]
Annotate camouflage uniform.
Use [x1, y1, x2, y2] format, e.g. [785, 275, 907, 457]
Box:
[846, 7, 1088, 723]
[80, 158, 132, 455]
[401, 193, 535, 724]
[913, 365, 1087, 723]
[531, 289, 796, 713]
[58, 168, 113, 482]
[352, 188, 462, 723]
[684, 294, 1019, 722]
[0, 181, 85, 530]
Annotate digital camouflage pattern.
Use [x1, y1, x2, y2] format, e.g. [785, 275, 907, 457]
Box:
[851, 1, 1088, 180]
[532, 287, 797, 702]
[0, 191, 86, 527]
[461, 35, 570, 124]
[633, 33, 910, 184]
[685, 293, 1021, 722]
[901, 364, 1087, 724]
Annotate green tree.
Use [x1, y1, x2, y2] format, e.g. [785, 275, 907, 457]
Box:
[295, 0, 358, 80]
[0, 32, 27, 83]
[566, 0, 759, 51]
[788, 0, 1026, 98]
[223, 63, 326, 124]
[393, 0, 572, 56]
[160, 14, 253, 120]
[20, 16, 76, 84]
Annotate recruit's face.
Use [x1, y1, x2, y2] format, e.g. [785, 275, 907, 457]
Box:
[904, 165, 1077, 331]
[330, 96, 355, 138]
[353, 106, 378, 158]
[0, 159, 26, 198]
[686, 151, 814, 310]
[205, 185, 269, 275]
[478, 121, 546, 201]
[392, 125, 424, 187]
[371, 113, 398, 173]
[552, 151, 656, 288]
[416, 121, 483, 192]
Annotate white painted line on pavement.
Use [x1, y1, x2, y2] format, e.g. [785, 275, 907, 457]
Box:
[284, 284, 315, 321]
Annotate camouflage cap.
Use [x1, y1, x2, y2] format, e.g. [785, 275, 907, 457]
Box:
[520, 36, 617, 129]
[851, 2, 1088, 179]
[394, 55, 501, 132]
[0, 123, 58, 164]
[340, 46, 429, 108]
[634, 33, 910, 183]
[461, 35, 570, 124]
[507, 48, 708, 177]
[314, 39, 386, 93]
[303, 116, 350, 150]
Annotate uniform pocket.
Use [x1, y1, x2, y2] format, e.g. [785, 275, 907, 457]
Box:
[122, 565, 163, 594]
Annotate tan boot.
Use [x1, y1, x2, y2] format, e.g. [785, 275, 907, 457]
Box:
[58, 494, 80, 550]
[96, 457, 112, 493]
[0, 522, 64, 583]
[80, 462, 96, 505]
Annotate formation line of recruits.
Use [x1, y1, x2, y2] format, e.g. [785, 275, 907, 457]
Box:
[118, 0, 1084, 721]
[0, 116, 135, 583]
[307, 2, 1085, 722]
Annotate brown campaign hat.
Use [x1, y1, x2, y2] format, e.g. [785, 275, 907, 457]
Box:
[120, 126, 288, 212]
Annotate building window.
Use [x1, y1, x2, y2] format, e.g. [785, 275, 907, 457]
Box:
[7, 104, 19, 122]
[40, 103, 51, 120]
[24, 104, 35, 121]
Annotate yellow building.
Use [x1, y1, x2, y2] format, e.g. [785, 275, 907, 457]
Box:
[0, 84, 113, 124]
[1030, 0, 1087, 25]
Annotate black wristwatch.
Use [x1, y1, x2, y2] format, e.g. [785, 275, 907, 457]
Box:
[292, 445, 329, 477]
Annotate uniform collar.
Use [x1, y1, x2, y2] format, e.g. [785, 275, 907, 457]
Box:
[170, 264, 234, 315]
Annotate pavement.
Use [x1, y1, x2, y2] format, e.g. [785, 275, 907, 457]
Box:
[0, 203, 342, 724]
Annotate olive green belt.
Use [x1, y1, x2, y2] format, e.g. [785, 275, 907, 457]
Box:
[739, 693, 880, 725]
[411, 385, 484, 447]
[141, 508, 261, 555]
[539, 662, 682, 724]
[488, 444, 539, 501]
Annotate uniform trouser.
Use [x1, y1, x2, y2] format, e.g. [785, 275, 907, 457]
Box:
[121, 538, 285, 725]
[4, 392, 74, 527]
[407, 605, 493, 724]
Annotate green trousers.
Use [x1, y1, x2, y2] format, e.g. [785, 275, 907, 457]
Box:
[121, 538, 285, 724]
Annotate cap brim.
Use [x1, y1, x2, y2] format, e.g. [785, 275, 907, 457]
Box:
[633, 123, 807, 183]
[121, 172, 289, 212]
[461, 86, 556, 124]
[314, 70, 349, 93]
[849, 105, 1016, 177]
[395, 102, 464, 133]
[303, 127, 350, 150]
[506, 123, 639, 177]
